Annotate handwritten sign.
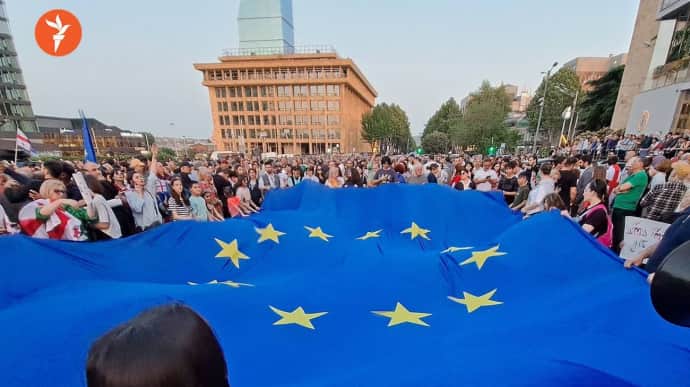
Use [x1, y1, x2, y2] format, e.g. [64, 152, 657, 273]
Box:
[620, 216, 670, 260]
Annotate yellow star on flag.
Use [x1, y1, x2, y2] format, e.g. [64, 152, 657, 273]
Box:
[214, 238, 250, 269]
[460, 245, 507, 270]
[400, 222, 431, 240]
[441, 246, 473, 254]
[269, 305, 328, 330]
[448, 289, 503, 313]
[372, 302, 432, 327]
[256, 223, 286, 244]
[305, 226, 333, 242]
[356, 230, 383, 240]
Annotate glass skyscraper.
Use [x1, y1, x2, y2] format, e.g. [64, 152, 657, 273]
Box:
[0, 0, 37, 135]
[238, 0, 295, 54]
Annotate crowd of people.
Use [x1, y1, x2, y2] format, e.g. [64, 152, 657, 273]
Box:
[1, 132, 689, 276]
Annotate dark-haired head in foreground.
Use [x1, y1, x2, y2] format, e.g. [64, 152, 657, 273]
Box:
[86, 303, 229, 387]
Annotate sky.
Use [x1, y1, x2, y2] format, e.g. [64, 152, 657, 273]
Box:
[6, 0, 639, 138]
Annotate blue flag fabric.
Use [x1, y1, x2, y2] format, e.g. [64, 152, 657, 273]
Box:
[80, 110, 97, 163]
[1, 182, 689, 386]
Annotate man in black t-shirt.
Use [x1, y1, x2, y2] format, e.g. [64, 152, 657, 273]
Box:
[556, 157, 578, 214]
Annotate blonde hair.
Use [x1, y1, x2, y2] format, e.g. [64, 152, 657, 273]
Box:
[39, 179, 66, 199]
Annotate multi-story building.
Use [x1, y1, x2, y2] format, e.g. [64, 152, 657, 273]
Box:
[195, 0, 376, 156]
[0, 0, 40, 159]
[562, 54, 628, 91]
[37, 116, 149, 159]
[194, 47, 377, 155]
[625, 0, 690, 136]
[611, 0, 663, 131]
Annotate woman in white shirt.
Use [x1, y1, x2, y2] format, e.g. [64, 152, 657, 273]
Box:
[85, 175, 122, 240]
[649, 159, 671, 189]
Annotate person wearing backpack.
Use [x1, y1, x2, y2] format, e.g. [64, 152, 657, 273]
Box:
[576, 179, 613, 248]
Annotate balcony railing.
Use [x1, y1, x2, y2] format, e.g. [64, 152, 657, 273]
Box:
[221, 45, 336, 57]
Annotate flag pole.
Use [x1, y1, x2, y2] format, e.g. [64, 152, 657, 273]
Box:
[13, 127, 18, 164]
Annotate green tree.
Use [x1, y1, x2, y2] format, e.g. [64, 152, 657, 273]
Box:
[157, 147, 176, 162]
[421, 131, 450, 154]
[579, 65, 624, 131]
[361, 103, 414, 154]
[422, 97, 462, 138]
[452, 81, 518, 152]
[526, 68, 582, 146]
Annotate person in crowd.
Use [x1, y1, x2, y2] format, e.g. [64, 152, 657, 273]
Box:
[167, 177, 193, 221]
[303, 167, 320, 184]
[287, 167, 303, 187]
[325, 166, 344, 188]
[406, 164, 427, 185]
[247, 168, 263, 207]
[510, 172, 531, 211]
[575, 155, 595, 212]
[474, 159, 498, 192]
[575, 179, 612, 247]
[19, 179, 88, 241]
[606, 155, 621, 197]
[611, 157, 649, 254]
[86, 304, 230, 387]
[393, 163, 407, 184]
[189, 183, 209, 221]
[258, 161, 281, 194]
[371, 156, 397, 186]
[498, 161, 519, 205]
[649, 159, 672, 189]
[453, 169, 473, 191]
[543, 192, 567, 215]
[344, 167, 363, 188]
[464, 161, 475, 183]
[556, 157, 579, 215]
[522, 163, 555, 216]
[84, 175, 122, 240]
[124, 146, 163, 232]
[640, 162, 690, 223]
[449, 164, 464, 188]
[235, 175, 261, 214]
[204, 190, 225, 221]
[178, 161, 194, 191]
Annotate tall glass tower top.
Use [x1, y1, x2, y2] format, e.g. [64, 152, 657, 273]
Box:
[238, 0, 295, 54]
[0, 0, 38, 134]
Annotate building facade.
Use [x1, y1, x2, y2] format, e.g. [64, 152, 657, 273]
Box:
[611, 0, 664, 131]
[0, 0, 39, 159]
[194, 48, 377, 155]
[238, 0, 294, 54]
[625, 0, 690, 136]
[562, 54, 628, 91]
[37, 116, 148, 159]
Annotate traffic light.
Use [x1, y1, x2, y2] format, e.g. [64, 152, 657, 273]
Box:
[416, 147, 423, 155]
[488, 146, 496, 156]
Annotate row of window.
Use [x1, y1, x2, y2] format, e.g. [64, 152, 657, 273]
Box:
[217, 100, 340, 112]
[206, 67, 347, 82]
[220, 128, 341, 140]
[218, 114, 341, 126]
[214, 85, 341, 99]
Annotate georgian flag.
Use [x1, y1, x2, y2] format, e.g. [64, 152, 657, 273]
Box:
[16, 128, 32, 153]
[18, 199, 87, 241]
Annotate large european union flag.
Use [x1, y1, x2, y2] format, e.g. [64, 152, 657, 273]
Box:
[1, 182, 689, 386]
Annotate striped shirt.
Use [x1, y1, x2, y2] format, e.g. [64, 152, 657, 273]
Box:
[640, 181, 688, 222]
[167, 196, 192, 220]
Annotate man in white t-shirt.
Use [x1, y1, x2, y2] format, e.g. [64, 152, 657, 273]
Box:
[473, 159, 498, 192]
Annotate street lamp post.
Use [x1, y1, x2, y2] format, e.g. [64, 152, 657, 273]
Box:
[532, 62, 559, 154]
